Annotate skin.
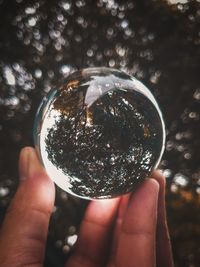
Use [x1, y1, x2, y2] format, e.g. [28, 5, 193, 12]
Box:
[0, 147, 174, 267]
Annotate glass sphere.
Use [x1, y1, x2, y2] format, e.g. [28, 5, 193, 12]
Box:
[34, 67, 165, 199]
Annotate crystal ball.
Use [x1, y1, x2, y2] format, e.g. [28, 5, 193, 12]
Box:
[34, 67, 165, 199]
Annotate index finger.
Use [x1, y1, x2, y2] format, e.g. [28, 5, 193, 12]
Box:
[115, 179, 159, 267]
[66, 198, 120, 267]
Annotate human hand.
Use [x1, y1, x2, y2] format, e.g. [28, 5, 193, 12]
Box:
[0, 147, 174, 267]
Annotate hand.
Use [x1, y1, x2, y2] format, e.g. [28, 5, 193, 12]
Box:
[0, 147, 174, 267]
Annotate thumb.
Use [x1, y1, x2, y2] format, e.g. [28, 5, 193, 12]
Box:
[0, 147, 55, 267]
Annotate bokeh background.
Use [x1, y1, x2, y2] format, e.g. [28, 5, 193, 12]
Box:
[0, 0, 200, 266]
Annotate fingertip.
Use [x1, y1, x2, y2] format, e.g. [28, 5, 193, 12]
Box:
[19, 146, 35, 165]
[148, 178, 160, 193]
[152, 169, 165, 180]
[129, 178, 159, 203]
[19, 146, 47, 182]
[17, 146, 55, 212]
[20, 146, 35, 155]
[151, 169, 166, 190]
[124, 178, 159, 229]
[19, 147, 33, 181]
[86, 197, 120, 225]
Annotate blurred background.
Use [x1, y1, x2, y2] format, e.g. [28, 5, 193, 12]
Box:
[0, 0, 200, 266]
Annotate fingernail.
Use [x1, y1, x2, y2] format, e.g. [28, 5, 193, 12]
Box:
[19, 147, 43, 181]
[19, 147, 31, 181]
[27, 148, 44, 178]
[157, 169, 164, 174]
[152, 168, 164, 177]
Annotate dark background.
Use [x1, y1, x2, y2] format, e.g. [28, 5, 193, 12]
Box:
[0, 0, 200, 266]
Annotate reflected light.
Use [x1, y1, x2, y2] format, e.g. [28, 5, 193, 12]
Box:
[171, 183, 178, 193]
[0, 187, 9, 197]
[174, 173, 189, 187]
[3, 67, 16, 85]
[28, 17, 37, 27]
[60, 1, 71, 11]
[34, 69, 42, 79]
[167, 0, 189, 4]
[62, 245, 70, 254]
[196, 187, 200, 194]
[67, 234, 78, 246]
[25, 7, 36, 15]
[193, 88, 200, 101]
